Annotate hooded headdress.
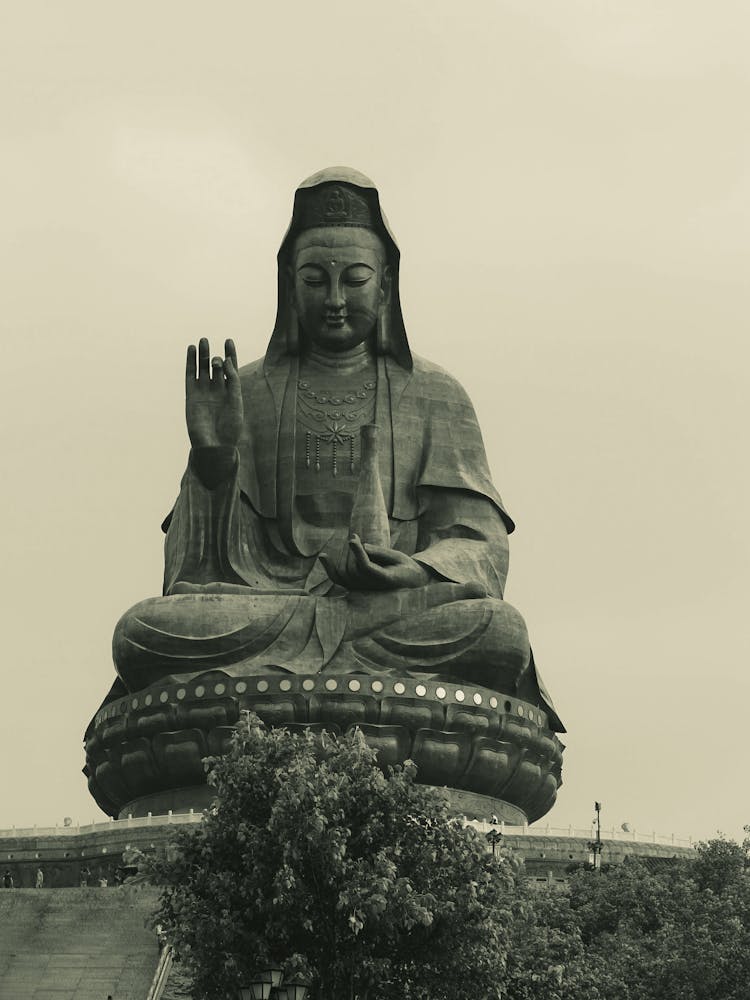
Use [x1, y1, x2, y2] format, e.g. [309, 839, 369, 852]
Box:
[264, 166, 412, 371]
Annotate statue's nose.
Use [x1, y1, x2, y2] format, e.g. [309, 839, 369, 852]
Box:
[326, 279, 345, 310]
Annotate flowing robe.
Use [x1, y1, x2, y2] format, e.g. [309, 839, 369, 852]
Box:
[113, 352, 562, 729]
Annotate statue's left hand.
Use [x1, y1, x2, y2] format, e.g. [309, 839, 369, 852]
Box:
[320, 534, 432, 591]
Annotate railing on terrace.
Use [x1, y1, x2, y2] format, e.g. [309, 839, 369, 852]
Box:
[0, 811, 204, 839]
[0, 812, 694, 848]
[466, 820, 694, 849]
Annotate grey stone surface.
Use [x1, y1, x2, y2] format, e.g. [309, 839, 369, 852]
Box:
[86, 168, 565, 823]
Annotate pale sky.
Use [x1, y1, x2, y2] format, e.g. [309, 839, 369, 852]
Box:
[2, 0, 748, 842]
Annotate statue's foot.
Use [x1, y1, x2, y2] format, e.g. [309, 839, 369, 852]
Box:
[338, 594, 531, 693]
[113, 592, 316, 692]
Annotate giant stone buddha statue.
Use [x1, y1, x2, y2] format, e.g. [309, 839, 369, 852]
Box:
[84, 168, 565, 822]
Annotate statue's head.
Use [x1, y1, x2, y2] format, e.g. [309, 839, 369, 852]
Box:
[290, 226, 390, 354]
[265, 168, 411, 369]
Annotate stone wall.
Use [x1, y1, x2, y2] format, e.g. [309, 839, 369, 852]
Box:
[0, 815, 696, 889]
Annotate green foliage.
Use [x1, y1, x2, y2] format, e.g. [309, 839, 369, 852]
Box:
[508, 835, 750, 1000]
[149, 717, 750, 1000]
[148, 714, 516, 1000]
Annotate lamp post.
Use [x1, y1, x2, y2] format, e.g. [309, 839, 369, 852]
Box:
[238, 967, 284, 1000]
[486, 828, 503, 857]
[587, 801, 602, 871]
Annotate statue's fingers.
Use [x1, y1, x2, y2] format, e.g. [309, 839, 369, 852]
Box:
[198, 338, 210, 379]
[362, 542, 403, 567]
[225, 339, 238, 372]
[186, 344, 197, 383]
[223, 355, 240, 387]
[211, 357, 224, 390]
[349, 535, 372, 570]
[349, 539, 389, 583]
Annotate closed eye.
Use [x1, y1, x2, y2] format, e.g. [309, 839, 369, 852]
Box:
[344, 265, 375, 286]
[299, 265, 326, 287]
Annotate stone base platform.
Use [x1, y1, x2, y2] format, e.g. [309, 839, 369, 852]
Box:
[84, 671, 564, 824]
[122, 784, 529, 827]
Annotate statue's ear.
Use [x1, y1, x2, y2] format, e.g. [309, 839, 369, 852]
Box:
[381, 264, 393, 305]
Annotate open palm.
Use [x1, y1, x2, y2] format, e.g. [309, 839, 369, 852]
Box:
[185, 338, 243, 448]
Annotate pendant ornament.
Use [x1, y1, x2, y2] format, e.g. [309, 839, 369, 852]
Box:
[297, 377, 376, 476]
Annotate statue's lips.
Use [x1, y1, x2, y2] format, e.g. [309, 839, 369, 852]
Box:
[325, 314, 347, 328]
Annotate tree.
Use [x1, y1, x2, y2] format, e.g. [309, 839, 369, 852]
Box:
[149, 713, 517, 1000]
[509, 838, 750, 1000]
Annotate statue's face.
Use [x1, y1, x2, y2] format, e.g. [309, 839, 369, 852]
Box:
[291, 227, 389, 352]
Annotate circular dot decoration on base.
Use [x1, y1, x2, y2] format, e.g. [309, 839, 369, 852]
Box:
[92, 674, 550, 735]
[86, 670, 562, 826]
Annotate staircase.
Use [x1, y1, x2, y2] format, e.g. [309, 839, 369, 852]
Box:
[0, 885, 161, 999]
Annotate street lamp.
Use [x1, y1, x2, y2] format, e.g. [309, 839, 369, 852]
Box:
[276, 982, 309, 1000]
[486, 828, 503, 856]
[587, 800, 602, 871]
[238, 968, 284, 1000]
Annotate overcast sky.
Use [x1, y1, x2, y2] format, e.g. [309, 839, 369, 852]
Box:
[2, 0, 748, 842]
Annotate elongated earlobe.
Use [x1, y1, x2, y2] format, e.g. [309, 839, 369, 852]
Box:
[376, 306, 389, 355]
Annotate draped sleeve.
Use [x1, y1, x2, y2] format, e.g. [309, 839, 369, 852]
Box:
[412, 487, 509, 597]
[388, 355, 515, 532]
[162, 446, 316, 596]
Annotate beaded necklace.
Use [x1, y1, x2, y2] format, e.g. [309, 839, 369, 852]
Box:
[296, 376, 377, 476]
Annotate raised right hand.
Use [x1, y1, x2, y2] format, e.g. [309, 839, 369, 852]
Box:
[185, 338, 243, 448]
